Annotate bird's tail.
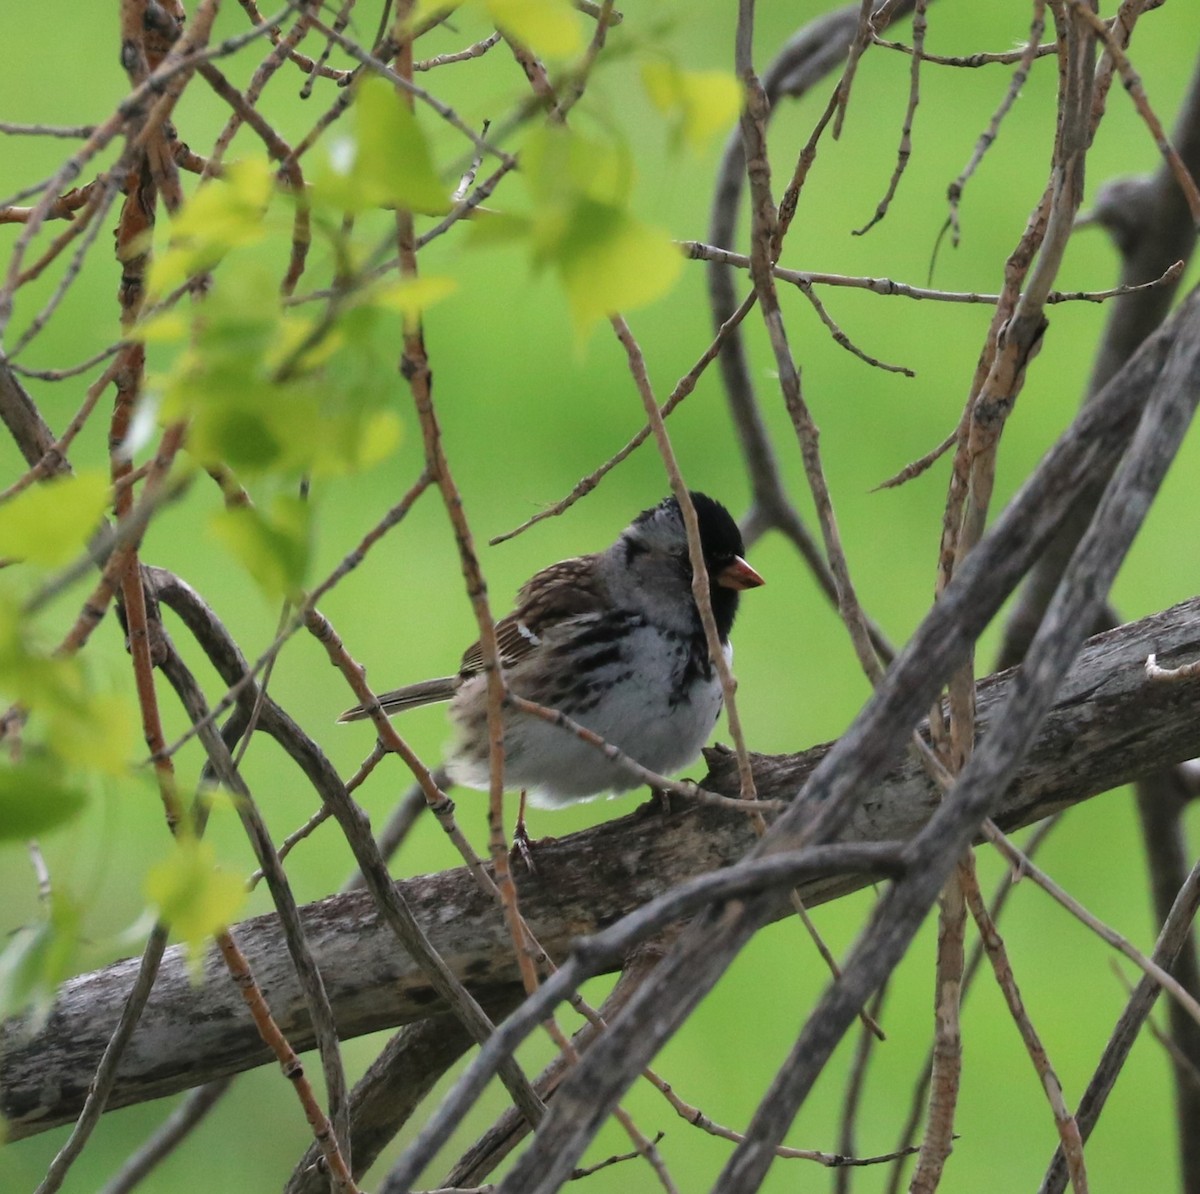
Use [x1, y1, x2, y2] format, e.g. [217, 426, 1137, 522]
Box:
[337, 676, 459, 722]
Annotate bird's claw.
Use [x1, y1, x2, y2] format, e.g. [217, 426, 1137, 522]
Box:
[511, 821, 538, 872]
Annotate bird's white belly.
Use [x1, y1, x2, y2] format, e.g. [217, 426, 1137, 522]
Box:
[513, 670, 724, 807]
[446, 631, 730, 806]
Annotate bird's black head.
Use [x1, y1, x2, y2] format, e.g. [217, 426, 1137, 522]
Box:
[687, 491, 744, 566]
[631, 492, 763, 640]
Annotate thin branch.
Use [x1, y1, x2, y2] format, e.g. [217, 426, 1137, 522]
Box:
[415, 33, 503, 71]
[98, 1079, 232, 1194]
[854, 0, 926, 235]
[961, 850, 1088, 1191]
[489, 291, 758, 546]
[31, 927, 172, 1194]
[502, 694, 778, 813]
[609, 315, 757, 802]
[982, 822, 1200, 1027]
[872, 34, 1056, 68]
[303, 14, 516, 166]
[943, 2, 1047, 248]
[685, 240, 1184, 304]
[0, 122, 99, 138]
[1068, 0, 1200, 222]
[1039, 847, 1200, 1194]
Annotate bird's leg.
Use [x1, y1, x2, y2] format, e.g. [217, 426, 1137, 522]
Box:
[511, 789, 537, 871]
[636, 785, 672, 819]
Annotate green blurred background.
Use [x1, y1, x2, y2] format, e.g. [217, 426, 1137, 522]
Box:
[2, 2, 1199, 1190]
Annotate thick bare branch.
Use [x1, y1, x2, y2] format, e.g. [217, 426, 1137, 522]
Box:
[5, 594, 1200, 1140]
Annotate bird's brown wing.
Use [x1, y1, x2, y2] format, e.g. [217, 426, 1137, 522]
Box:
[457, 554, 605, 677]
[340, 556, 607, 723]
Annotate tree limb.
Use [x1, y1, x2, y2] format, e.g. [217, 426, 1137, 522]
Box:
[5, 594, 1200, 1140]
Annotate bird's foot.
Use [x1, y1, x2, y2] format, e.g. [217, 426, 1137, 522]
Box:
[509, 790, 555, 872]
[510, 818, 538, 872]
[636, 785, 675, 819]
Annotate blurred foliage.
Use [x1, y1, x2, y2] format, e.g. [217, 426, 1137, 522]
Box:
[144, 830, 246, 976]
[0, 1, 1197, 1192]
[0, 471, 110, 566]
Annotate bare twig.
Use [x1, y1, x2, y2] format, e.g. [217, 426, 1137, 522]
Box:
[855, 0, 926, 235]
[943, 2, 1047, 248]
[983, 821, 1200, 1027]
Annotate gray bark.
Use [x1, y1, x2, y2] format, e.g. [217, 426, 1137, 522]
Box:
[4, 595, 1200, 1140]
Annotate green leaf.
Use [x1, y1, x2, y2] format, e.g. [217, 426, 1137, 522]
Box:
[265, 312, 346, 377]
[0, 755, 89, 840]
[0, 597, 85, 711]
[360, 409, 403, 466]
[317, 407, 403, 473]
[0, 890, 82, 1024]
[0, 471, 110, 566]
[208, 496, 313, 602]
[149, 158, 276, 297]
[173, 157, 274, 242]
[132, 309, 190, 344]
[178, 379, 404, 478]
[642, 61, 743, 152]
[0, 595, 135, 779]
[148, 228, 407, 479]
[184, 399, 284, 473]
[465, 209, 533, 249]
[522, 124, 632, 209]
[310, 135, 368, 214]
[482, 0, 583, 57]
[145, 836, 245, 975]
[465, 123, 683, 334]
[48, 692, 135, 777]
[557, 200, 683, 334]
[367, 274, 458, 321]
[312, 77, 448, 215]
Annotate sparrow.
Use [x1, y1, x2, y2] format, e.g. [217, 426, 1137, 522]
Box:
[339, 492, 764, 813]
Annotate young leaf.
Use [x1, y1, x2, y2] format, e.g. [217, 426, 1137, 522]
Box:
[0, 890, 82, 1025]
[312, 76, 448, 215]
[266, 312, 346, 377]
[149, 158, 276, 297]
[132, 309, 189, 344]
[0, 471, 110, 567]
[557, 200, 683, 334]
[208, 495, 313, 602]
[522, 124, 632, 209]
[479, 124, 681, 331]
[642, 61, 743, 153]
[145, 836, 245, 976]
[483, 0, 583, 58]
[367, 274, 458, 321]
[48, 692, 135, 777]
[0, 605, 94, 728]
[0, 755, 89, 840]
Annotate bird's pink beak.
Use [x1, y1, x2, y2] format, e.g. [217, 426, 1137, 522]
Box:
[716, 556, 765, 591]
